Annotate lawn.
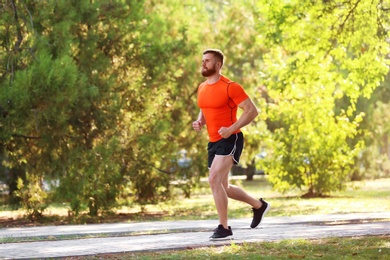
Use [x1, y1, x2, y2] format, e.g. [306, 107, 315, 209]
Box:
[1, 176, 389, 227]
[117, 176, 390, 222]
[101, 236, 390, 260]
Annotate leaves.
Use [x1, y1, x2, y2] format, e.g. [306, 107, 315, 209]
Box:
[253, 0, 389, 195]
[0, 0, 389, 217]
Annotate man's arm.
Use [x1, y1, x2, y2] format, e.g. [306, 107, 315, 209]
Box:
[218, 98, 258, 138]
[192, 109, 206, 132]
[196, 110, 206, 125]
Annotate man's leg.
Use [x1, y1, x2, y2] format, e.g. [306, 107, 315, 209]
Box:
[208, 155, 233, 229]
[222, 173, 270, 229]
[224, 183, 262, 209]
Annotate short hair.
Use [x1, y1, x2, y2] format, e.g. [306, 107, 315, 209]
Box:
[203, 49, 224, 65]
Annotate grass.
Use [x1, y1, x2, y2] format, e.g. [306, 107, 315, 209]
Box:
[66, 235, 390, 260]
[1, 177, 390, 259]
[1, 177, 390, 226]
[118, 176, 390, 221]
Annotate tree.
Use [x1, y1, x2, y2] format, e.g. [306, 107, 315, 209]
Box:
[0, 0, 205, 217]
[1, 0, 138, 217]
[354, 74, 390, 180]
[252, 0, 389, 196]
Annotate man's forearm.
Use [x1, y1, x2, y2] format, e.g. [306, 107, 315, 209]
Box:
[229, 108, 258, 132]
[197, 110, 206, 126]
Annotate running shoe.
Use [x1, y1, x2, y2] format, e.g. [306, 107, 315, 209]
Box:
[209, 224, 233, 240]
[250, 198, 270, 228]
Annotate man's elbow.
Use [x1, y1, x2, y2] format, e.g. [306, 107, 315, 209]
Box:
[252, 109, 259, 120]
[250, 109, 259, 121]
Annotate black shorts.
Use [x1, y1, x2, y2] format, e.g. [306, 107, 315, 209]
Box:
[207, 132, 244, 168]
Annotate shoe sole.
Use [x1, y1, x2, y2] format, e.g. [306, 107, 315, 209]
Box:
[209, 236, 234, 241]
[251, 203, 271, 228]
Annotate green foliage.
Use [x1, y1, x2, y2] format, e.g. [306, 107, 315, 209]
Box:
[14, 174, 47, 220]
[356, 91, 390, 179]
[55, 138, 124, 216]
[250, 0, 390, 196]
[0, 0, 207, 217]
[0, 0, 389, 218]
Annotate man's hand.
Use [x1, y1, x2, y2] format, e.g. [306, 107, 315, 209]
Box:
[218, 126, 233, 138]
[192, 120, 202, 132]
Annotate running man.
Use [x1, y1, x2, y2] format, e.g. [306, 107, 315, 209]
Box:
[192, 49, 270, 240]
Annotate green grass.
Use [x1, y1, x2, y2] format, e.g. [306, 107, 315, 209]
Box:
[123, 176, 390, 221]
[66, 235, 390, 260]
[1, 177, 389, 225]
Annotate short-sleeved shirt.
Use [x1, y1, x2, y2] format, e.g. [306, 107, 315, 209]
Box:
[197, 75, 249, 142]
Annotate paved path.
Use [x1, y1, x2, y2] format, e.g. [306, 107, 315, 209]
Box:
[0, 212, 389, 259]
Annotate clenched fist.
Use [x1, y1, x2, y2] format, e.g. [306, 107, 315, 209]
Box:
[192, 120, 202, 132]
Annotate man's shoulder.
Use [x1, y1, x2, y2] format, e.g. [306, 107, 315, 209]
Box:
[198, 81, 208, 91]
[198, 75, 240, 89]
[199, 80, 208, 86]
[220, 75, 233, 84]
[219, 76, 244, 90]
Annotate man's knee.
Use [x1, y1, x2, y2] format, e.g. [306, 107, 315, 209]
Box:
[208, 171, 220, 189]
[209, 171, 230, 190]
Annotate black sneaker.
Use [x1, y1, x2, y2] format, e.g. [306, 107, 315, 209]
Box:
[209, 224, 233, 240]
[250, 198, 270, 228]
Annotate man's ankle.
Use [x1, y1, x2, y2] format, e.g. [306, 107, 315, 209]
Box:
[220, 224, 229, 229]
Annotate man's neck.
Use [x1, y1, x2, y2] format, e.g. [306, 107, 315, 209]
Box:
[206, 73, 221, 84]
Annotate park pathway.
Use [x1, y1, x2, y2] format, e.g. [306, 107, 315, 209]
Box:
[0, 212, 389, 259]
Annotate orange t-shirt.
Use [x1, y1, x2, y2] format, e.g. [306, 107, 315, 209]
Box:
[197, 75, 249, 142]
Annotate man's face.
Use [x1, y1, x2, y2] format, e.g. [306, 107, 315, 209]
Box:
[201, 53, 219, 77]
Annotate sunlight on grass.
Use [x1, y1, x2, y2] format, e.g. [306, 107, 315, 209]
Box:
[155, 177, 390, 219]
[113, 177, 390, 222]
[1, 177, 390, 225]
[124, 235, 390, 260]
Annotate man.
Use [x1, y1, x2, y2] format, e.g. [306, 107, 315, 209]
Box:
[192, 49, 270, 240]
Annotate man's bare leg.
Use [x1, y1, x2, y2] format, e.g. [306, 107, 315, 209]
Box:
[208, 155, 233, 229]
[222, 171, 270, 229]
[209, 155, 265, 228]
[224, 182, 262, 209]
